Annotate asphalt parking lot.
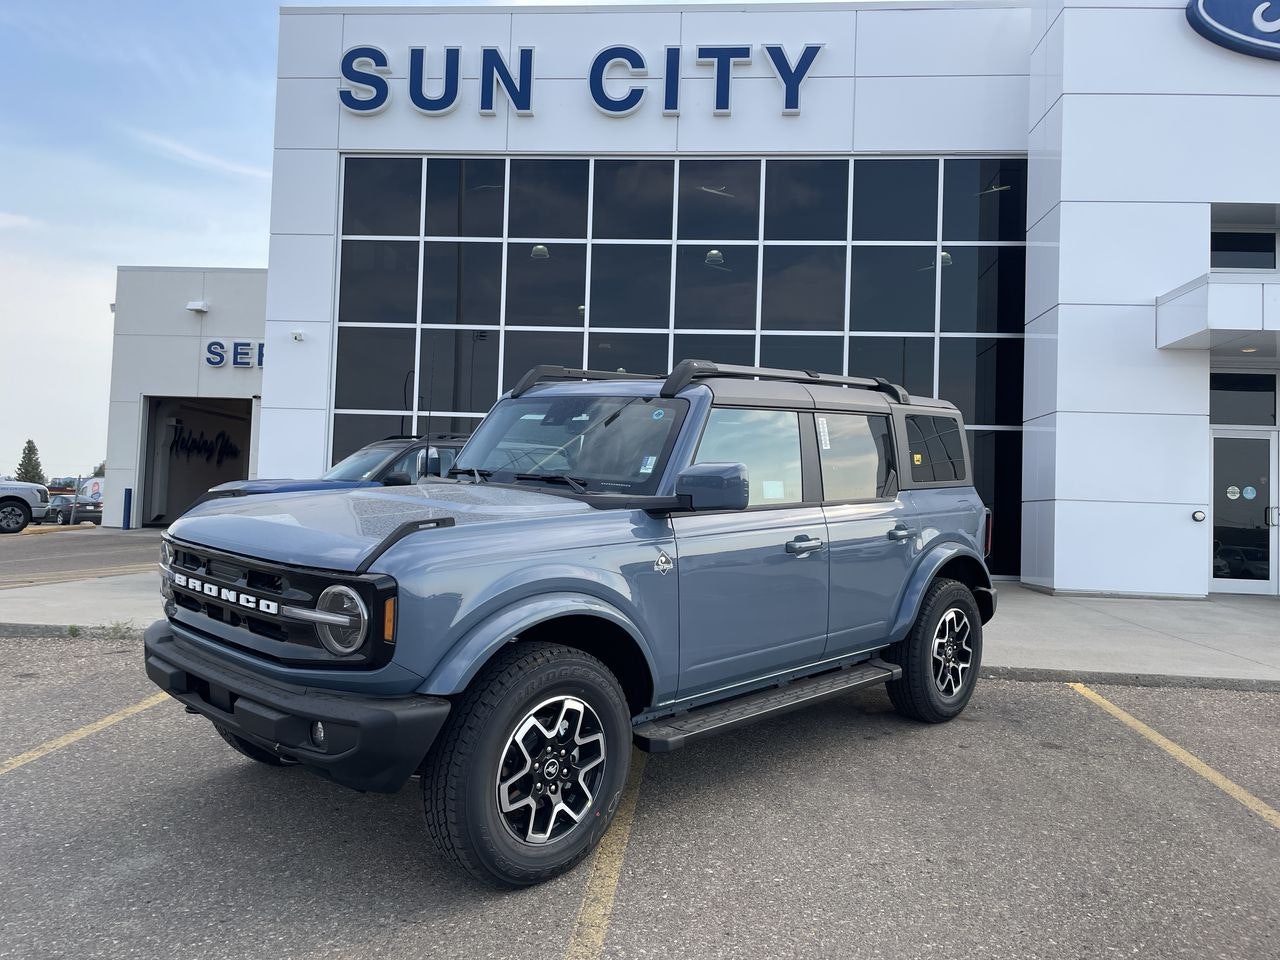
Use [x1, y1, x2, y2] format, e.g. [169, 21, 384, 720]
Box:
[0, 528, 162, 588]
[1, 629, 1277, 960]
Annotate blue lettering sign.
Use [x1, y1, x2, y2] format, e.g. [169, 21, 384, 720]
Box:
[763, 44, 823, 114]
[257, 342, 266, 367]
[410, 47, 461, 115]
[590, 45, 647, 115]
[1187, 1, 1280, 60]
[232, 342, 253, 368]
[205, 341, 225, 367]
[696, 45, 752, 114]
[339, 46, 391, 113]
[663, 46, 681, 115]
[481, 47, 534, 115]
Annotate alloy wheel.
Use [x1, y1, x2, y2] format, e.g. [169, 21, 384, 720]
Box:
[495, 696, 606, 845]
[0, 505, 24, 532]
[930, 608, 974, 699]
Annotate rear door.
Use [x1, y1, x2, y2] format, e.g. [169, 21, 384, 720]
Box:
[817, 411, 919, 655]
[672, 407, 830, 697]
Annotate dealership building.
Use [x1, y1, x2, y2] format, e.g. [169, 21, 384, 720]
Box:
[104, 0, 1280, 599]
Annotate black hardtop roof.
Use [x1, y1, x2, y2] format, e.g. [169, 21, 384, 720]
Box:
[509, 360, 962, 417]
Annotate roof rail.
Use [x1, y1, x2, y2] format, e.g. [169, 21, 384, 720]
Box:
[660, 360, 910, 404]
[509, 364, 662, 397]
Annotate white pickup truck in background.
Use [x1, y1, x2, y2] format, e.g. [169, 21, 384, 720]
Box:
[0, 480, 50, 534]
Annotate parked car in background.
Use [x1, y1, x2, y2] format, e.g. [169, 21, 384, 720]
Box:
[196, 434, 469, 506]
[46, 495, 103, 526]
[0, 480, 50, 533]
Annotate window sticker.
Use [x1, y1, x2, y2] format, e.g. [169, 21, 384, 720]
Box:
[651, 408, 665, 421]
[762, 480, 786, 500]
[912, 452, 923, 466]
[1226, 485, 1241, 501]
[1243, 485, 1258, 501]
[639, 455, 657, 475]
[816, 416, 831, 451]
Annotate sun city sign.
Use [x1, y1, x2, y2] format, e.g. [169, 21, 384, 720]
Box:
[338, 44, 824, 117]
[1187, 1, 1280, 61]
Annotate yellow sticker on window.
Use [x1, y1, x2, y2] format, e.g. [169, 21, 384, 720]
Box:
[912, 453, 923, 465]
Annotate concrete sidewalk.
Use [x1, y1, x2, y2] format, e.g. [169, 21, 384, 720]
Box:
[0, 572, 1276, 683]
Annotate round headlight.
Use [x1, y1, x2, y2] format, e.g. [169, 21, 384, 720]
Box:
[315, 585, 368, 656]
[159, 540, 175, 569]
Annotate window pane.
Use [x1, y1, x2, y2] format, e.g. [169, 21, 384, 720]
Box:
[847, 336, 934, 398]
[942, 159, 1027, 242]
[502, 330, 583, 391]
[817, 413, 893, 501]
[940, 246, 1026, 334]
[334, 327, 416, 410]
[590, 245, 671, 329]
[760, 335, 842, 374]
[761, 246, 845, 331]
[677, 160, 760, 240]
[509, 159, 588, 238]
[939, 338, 1024, 426]
[696, 408, 802, 506]
[418, 328, 499, 413]
[1210, 372, 1277, 425]
[906, 415, 967, 483]
[969, 429, 1022, 576]
[764, 160, 848, 241]
[852, 159, 938, 241]
[331, 414, 411, 464]
[849, 246, 937, 333]
[422, 242, 502, 325]
[674, 245, 758, 330]
[422, 416, 481, 439]
[588, 332, 668, 375]
[593, 160, 674, 240]
[342, 158, 422, 236]
[1211, 231, 1276, 269]
[338, 240, 419, 324]
[674, 333, 755, 366]
[505, 243, 586, 326]
[424, 158, 504, 237]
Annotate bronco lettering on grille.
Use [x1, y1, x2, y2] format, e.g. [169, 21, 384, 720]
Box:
[171, 572, 280, 615]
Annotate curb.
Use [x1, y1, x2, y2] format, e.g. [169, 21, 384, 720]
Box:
[981, 664, 1280, 694]
[0, 622, 144, 639]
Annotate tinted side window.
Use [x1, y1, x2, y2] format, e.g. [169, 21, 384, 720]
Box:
[817, 413, 894, 501]
[695, 409, 802, 506]
[906, 415, 967, 483]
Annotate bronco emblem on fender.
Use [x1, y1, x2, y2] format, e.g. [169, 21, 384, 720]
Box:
[654, 551, 673, 575]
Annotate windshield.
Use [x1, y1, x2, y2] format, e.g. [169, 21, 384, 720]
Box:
[322, 445, 400, 481]
[454, 395, 688, 495]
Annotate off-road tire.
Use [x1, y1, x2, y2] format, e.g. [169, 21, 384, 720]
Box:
[422, 642, 632, 888]
[214, 723, 298, 767]
[886, 578, 982, 723]
[0, 500, 31, 534]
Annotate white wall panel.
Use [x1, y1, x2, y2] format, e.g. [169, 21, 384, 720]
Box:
[112, 270, 204, 335]
[109, 337, 203, 403]
[1026, 98, 1061, 230]
[1023, 307, 1058, 421]
[854, 75, 1028, 153]
[269, 149, 339, 237]
[337, 94, 509, 152]
[340, 14, 511, 79]
[278, 12, 342, 79]
[203, 272, 269, 340]
[266, 234, 336, 326]
[855, 7, 1030, 77]
[262, 320, 334, 411]
[1208, 281, 1264, 332]
[1025, 203, 1059, 324]
[1054, 411, 1209, 505]
[677, 76, 853, 152]
[255, 407, 330, 479]
[680, 11, 856, 78]
[514, 12, 682, 80]
[196, 350, 268, 398]
[509, 80, 678, 152]
[1020, 498, 1055, 587]
[1022, 411, 1056, 502]
[275, 79, 341, 151]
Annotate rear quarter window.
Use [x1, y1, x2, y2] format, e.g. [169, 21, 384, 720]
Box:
[905, 415, 967, 483]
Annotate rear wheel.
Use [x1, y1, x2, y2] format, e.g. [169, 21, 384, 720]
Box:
[423, 642, 631, 888]
[886, 578, 982, 723]
[214, 723, 298, 767]
[0, 500, 30, 534]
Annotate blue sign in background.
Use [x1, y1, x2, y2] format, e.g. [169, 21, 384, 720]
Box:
[1187, 1, 1280, 61]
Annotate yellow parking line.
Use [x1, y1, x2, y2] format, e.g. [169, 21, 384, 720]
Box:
[1068, 682, 1280, 831]
[0, 692, 169, 778]
[564, 750, 648, 960]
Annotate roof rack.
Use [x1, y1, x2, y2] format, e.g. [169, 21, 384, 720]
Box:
[509, 365, 662, 397]
[660, 360, 910, 403]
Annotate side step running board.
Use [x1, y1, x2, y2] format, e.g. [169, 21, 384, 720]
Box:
[633, 658, 902, 753]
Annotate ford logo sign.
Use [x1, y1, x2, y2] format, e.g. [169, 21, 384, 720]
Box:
[1187, 1, 1280, 60]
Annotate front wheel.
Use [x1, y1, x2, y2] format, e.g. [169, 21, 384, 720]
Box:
[0, 501, 30, 534]
[886, 578, 983, 723]
[423, 642, 632, 887]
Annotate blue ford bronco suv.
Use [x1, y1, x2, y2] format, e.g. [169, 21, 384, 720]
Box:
[145, 360, 996, 887]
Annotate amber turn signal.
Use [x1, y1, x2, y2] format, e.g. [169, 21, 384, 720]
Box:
[383, 597, 396, 643]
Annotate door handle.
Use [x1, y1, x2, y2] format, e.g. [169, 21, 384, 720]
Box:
[785, 535, 825, 556]
[887, 525, 916, 542]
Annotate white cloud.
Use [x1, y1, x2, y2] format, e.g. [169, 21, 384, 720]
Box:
[129, 128, 271, 181]
[0, 212, 37, 230]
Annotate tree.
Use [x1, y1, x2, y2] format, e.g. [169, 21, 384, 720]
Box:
[91, 460, 106, 478]
[15, 440, 46, 486]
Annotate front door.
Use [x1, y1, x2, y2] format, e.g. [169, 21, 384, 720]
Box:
[1211, 429, 1278, 595]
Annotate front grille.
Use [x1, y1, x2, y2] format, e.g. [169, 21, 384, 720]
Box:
[165, 542, 395, 669]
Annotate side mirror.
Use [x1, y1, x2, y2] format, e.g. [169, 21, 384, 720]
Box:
[383, 472, 412, 487]
[674, 462, 749, 512]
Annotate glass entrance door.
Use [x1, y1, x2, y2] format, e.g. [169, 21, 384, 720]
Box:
[1211, 430, 1278, 595]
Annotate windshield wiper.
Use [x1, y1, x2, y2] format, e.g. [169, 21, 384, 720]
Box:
[447, 466, 491, 484]
[511, 472, 588, 494]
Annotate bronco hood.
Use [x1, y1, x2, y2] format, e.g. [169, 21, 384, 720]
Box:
[167, 481, 592, 572]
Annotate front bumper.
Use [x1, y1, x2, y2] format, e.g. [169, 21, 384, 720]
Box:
[31, 504, 48, 520]
[144, 620, 450, 792]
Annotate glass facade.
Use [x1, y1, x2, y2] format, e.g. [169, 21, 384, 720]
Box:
[333, 156, 1027, 573]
